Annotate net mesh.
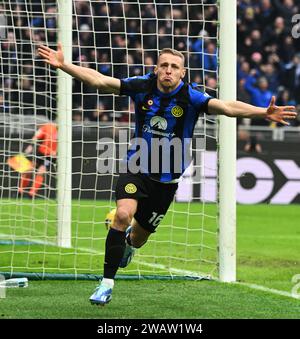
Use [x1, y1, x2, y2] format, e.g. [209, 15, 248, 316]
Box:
[0, 0, 218, 279]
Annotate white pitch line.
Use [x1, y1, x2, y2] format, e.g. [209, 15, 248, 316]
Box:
[74, 246, 104, 256]
[0, 233, 57, 246]
[134, 259, 211, 279]
[236, 282, 300, 300]
[135, 261, 300, 300]
[0, 233, 105, 255]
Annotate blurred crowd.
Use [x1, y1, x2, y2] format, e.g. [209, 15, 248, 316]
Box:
[1, 0, 300, 127]
[237, 0, 300, 127]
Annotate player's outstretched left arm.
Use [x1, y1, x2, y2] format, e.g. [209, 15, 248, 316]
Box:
[208, 96, 297, 125]
[38, 42, 120, 94]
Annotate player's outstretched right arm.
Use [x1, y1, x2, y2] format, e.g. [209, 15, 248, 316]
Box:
[38, 42, 121, 94]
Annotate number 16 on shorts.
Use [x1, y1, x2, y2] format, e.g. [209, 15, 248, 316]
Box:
[148, 212, 165, 227]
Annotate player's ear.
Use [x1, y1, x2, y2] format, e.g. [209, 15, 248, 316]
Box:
[154, 65, 158, 74]
[181, 67, 186, 79]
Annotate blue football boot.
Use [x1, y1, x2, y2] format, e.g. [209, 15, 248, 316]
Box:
[89, 281, 113, 306]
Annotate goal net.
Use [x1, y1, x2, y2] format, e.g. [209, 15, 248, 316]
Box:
[0, 0, 222, 280]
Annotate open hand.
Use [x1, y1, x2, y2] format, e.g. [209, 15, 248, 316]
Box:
[266, 96, 297, 126]
[38, 42, 64, 69]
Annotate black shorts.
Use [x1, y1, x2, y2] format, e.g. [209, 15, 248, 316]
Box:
[115, 173, 178, 233]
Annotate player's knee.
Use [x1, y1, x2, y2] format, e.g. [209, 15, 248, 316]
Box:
[114, 207, 133, 230]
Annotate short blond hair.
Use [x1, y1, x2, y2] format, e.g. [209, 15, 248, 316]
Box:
[158, 48, 185, 65]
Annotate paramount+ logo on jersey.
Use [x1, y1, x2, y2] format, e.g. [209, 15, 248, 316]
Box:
[143, 116, 175, 138]
[150, 116, 167, 130]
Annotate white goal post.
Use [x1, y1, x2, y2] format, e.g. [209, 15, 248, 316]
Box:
[218, 0, 237, 282]
[56, 0, 72, 248]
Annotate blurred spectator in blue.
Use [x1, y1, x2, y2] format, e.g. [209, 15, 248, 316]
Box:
[204, 41, 218, 72]
[260, 63, 280, 93]
[244, 70, 273, 125]
[257, 0, 275, 27]
[282, 53, 300, 104]
[192, 38, 217, 73]
[97, 53, 112, 76]
[237, 59, 250, 81]
[277, 87, 296, 107]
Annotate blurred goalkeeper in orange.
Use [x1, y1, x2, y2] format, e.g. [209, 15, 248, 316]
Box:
[18, 122, 57, 198]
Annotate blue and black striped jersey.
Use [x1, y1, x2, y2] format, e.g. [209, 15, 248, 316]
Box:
[120, 72, 212, 183]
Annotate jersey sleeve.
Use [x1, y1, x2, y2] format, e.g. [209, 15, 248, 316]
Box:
[189, 86, 213, 114]
[119, 73, 155, 100]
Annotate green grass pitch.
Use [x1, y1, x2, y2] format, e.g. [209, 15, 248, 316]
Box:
[0, 201, 299, 318]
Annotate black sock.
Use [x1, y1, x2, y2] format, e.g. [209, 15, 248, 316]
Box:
[103, 228, 126, 279]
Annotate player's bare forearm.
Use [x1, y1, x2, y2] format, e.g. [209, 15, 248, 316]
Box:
[208, 98, 267, 118]
[60, 62, 120, 94]
[222, 100, 267, 118]
[208, 97, 297, 125]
